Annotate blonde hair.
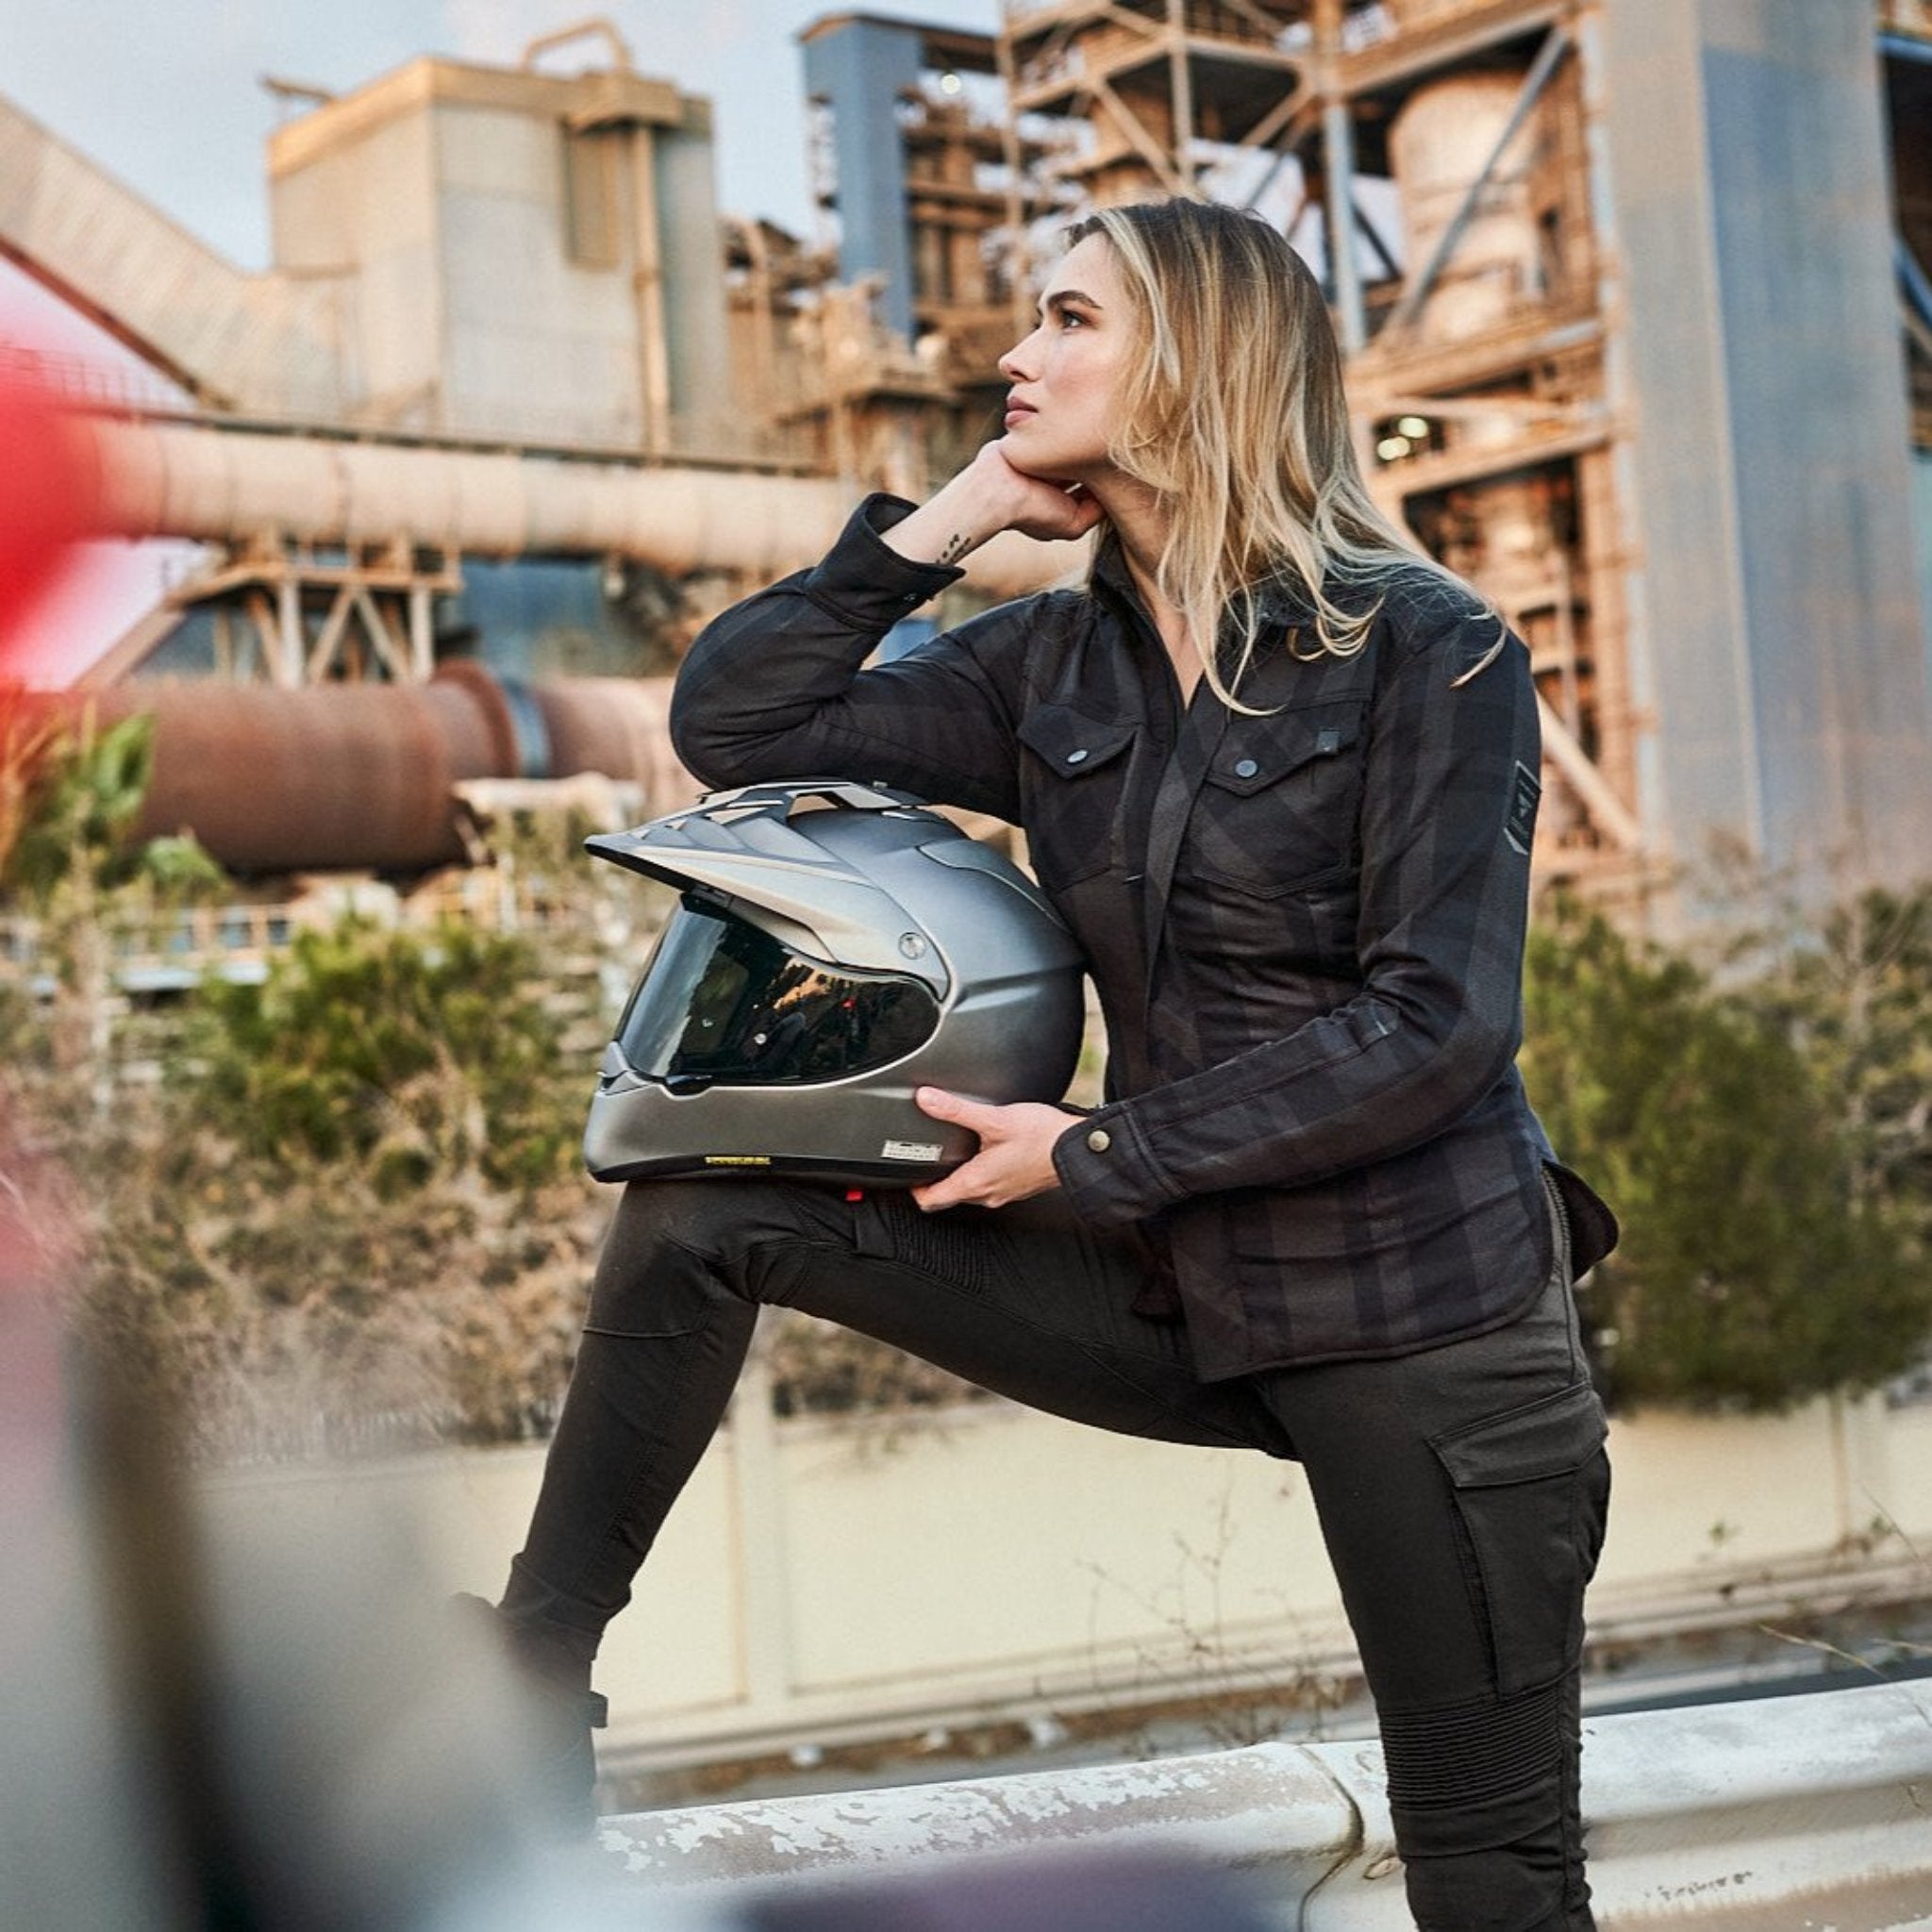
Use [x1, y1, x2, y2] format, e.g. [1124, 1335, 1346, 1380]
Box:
[1067, 199, 1461, 711]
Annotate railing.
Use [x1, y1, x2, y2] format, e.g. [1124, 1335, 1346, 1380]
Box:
[0, 342, 190, 416]
[0, 902, 296, 992]
[0, 876, 616, 996]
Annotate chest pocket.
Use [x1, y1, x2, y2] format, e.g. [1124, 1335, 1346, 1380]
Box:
[1191, 696, 1369, 896]
[1016, 703, 1137, 890]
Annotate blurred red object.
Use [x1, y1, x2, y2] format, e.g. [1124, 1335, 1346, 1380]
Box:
[0, 361, 96, 662]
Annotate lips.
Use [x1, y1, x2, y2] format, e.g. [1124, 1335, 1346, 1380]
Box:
[1004, 400, 1037, 427]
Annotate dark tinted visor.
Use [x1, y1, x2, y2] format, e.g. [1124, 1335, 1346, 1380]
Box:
[614, 900, 941, 1090]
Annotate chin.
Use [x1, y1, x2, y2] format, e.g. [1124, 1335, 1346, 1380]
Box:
[1004, 441, 1091, 485]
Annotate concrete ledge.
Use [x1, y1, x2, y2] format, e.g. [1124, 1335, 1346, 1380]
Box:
[1580, 1680, 1932, 1926]
[592, 1679, 1932, 1926]
[594, 1740, 1359, 1914]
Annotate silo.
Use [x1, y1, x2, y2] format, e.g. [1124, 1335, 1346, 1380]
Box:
[1389, 72, 1547, 343]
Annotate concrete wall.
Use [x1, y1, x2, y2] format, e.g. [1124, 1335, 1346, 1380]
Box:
[1600, 0, 1932, 903]
[194, 1371, 1932, 1778]
[655, 99, 735, 452]
[430, 100, 644, 446]
[270, 108, 436, 425]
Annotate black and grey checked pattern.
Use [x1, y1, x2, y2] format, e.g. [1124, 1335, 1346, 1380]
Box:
[671, 496, 1615, 1379]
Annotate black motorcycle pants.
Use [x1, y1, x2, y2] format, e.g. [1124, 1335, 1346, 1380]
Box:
[500, 1175, 1610, 1931]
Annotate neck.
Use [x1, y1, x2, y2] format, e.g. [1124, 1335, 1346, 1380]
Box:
[1090, 475, 1178, 626]
[1089, 474, 1198, 696]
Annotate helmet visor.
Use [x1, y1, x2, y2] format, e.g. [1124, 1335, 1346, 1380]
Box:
[615, 900, 941, 1090]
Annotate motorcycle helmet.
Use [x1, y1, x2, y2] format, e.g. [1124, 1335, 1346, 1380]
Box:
[582, 778, 1087, 1186]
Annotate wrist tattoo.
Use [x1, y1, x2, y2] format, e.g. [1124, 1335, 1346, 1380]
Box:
[936, 531, 970, 566]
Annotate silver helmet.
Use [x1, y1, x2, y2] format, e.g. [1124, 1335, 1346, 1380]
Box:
[582, 779, 1087, 1186]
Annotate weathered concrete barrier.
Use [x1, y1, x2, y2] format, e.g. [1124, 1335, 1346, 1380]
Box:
[203, 1383, 1932, 1785]
[591, 1678, 1932, 1927]
[1580, 1678, 1932, 1927]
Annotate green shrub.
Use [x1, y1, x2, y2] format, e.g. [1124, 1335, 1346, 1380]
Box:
[1523, 901, 1932, 1411]
[185, 916, 578, 1194]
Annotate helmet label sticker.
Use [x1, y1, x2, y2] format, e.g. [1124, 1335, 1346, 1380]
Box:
[704, 1155, 773, 1167]
[882, 1140, 944, 1161]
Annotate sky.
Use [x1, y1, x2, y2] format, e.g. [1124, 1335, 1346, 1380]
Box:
[0, 0, 1002, 680]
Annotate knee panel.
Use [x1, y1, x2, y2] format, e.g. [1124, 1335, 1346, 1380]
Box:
[854, 1190, 995, 1300]
[1380, 1678, 1566, 1845]
[1380, 1677, 1590, 1929]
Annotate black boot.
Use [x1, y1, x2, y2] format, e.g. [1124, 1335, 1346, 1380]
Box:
[451, 1593, 608, 1834]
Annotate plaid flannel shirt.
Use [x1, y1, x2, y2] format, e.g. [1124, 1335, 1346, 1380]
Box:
[671, 496, 1616, 1378]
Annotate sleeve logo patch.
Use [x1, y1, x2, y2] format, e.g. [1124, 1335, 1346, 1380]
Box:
[1505, 760, 1541, 857]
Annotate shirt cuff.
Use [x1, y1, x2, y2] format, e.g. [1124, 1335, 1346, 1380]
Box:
[1051, 1102, 1179, 1229]
[802, 494, 966, 625]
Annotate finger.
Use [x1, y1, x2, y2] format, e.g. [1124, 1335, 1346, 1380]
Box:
[911, 1137, 1002, 1210]
[910, 1174, 970, 1213]
[914, 1086, 991, 1126]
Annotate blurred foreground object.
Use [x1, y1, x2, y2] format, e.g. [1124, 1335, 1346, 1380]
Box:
[0, 1128, 185, 1925]
[0, 358, 96, 659]
[736, 1849, 1278, 1930]
[0, 1122, 653, 1929]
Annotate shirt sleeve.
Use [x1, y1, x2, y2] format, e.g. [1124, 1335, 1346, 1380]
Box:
[1052, 593, 1542, 1225]
[670, 494, 1027, 822]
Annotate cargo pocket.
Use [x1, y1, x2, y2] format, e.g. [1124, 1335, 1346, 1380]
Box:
[1429, 1379, 1610, 1697]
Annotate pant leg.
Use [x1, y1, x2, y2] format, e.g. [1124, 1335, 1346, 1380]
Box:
[1248, 1192, 1610, 1931]
[503, 1177, 1287, 1657]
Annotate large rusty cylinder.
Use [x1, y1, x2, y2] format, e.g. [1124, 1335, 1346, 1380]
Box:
[32, 668, 684, 876]
[532, 677, 696, 815]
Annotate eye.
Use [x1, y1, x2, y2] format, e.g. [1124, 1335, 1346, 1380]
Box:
[1056, 307, 1088, 329]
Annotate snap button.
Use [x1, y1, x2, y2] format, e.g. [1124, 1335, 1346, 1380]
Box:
[1065, 747, 1090, 765]
[1086, 1127, 1111, 1153]
[1233, 757, 1259, 779]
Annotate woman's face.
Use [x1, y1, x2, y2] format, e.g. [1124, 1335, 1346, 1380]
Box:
[996, 233, 1136, 484]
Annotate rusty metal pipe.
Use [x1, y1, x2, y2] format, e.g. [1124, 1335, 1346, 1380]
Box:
[75, 415, 1090, 597]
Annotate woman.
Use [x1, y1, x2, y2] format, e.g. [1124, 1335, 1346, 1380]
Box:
[479, 198, 1617, 1929]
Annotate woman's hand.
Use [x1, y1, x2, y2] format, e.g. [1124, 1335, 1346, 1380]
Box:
[881, 443, 1103, 569]
[908, 1088, 1070, 1212]
[972, 441, 1106, 543]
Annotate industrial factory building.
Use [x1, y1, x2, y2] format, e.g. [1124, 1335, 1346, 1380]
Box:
[2, 0, 1928, 924]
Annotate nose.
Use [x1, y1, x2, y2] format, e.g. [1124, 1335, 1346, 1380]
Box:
[998, 324, 1042, 383]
